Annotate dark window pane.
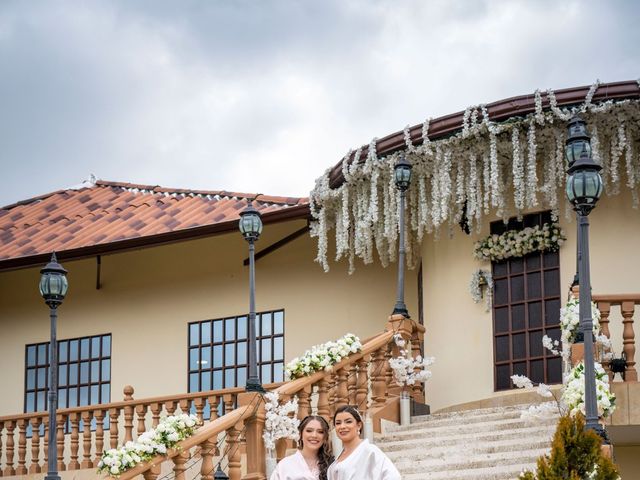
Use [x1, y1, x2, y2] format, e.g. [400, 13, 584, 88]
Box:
[494, 307, 509, 334]
[91, 361, 100, 383]
[27, 345, 37, 366]
[527, 272, 541, 299]
[26, 392, 35, 412]
[237, 367, 247, 388]
[529, 331, 543, 357]
[237, 342, 247, 364]
[547, 357, 562, 384]
[495, 336, 509, 362]
[274, 312, 284, 335]
[530, 359, 544, 384]
[69, 363, 78, 384]
[102, 336, 111, 356]
[528, 302, 542, 328]
[225, 318, 235, 341]
[273, 362, 284, 382]
[189, 373, 198, 392]
[68, 387, 78, 407]
[59, 342, 68, 363]
[494, 278, 508, 305]
[237, 316, 247, 340]
[261, 339, 271, 362]
[201, 372, 211, 391]
[201, 346, 211, 368]
[91, 385, 100, 404]
[510, 258, 524, 274]
[189, 323, 199, 346]
[274, 337, 284, 361]
[80, 339, 90, 360]
[190, 348, 199, 371]
[27, 369, 36, 390]
[213, 321, 223, 342]
[37, 391, 46, 411]
[544, 270, 560, 296]
[80, 362, 89, 383]
[510, 276, 524, 302]
[38, 344, 47, 365]
[59, 365, 67, 386]
[261, 313, 272, 336]
[225, 344, 235, 366]
[526, 254, 541, 271]
[543, 251, 559, 268]
[512, 334, 526, 360]
[101, 384, 110, 402]
[201, 321, 211, 344]
[80, 386, 89, 406]
[224, 368, 235, 387]
[545, 299, 561, 325]
[493, 262, 508, 277]
[213, 345, 223, 367]
[496, 364, 511, 390]
[101, 359, 111, 380]
[69, 340, 79, 361]
[91, 337, 101, 357]
[59, 388, 68, 408]
[213, 370, 223, 390]
[513, 361, 527, 377]
[37, 367, 47, 388]
[261, 364, 272, 384]
[511, 305, 525, 331]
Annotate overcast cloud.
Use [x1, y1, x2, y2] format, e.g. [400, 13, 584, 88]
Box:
[1, 0, 638, 206]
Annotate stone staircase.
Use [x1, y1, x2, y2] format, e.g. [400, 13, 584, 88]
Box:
[376, 404, 559, 480]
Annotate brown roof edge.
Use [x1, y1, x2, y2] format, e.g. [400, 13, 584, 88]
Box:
[0, 204, 311, 272]
[328, 80, 640, 189]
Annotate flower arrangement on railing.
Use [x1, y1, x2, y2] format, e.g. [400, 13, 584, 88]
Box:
[388, 334, 435, 388]
[309, 80, 640, 272]
[262, 391, 300, 453]
[473, 223, 565, 262]
[97, 413, 199, 477]
[560, 297, 602, 344]
[469, 269, 493, 311]
[562, 361, 616, 418]
[284, 333, 362, 380]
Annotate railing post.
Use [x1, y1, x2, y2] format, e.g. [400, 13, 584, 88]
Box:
[238, 392, 265, 480]
[622, 300, 638, 381]
[16, 419, 27, 475]
[69, 412, 81, 470]
[3, 420, 16, 476]
[29, 417, 42, 474]
[226, 422, 242, 480]
[94, 410, 105, 465]
[335, 368, 349, 410]
[56, 413, 65, 471]
[297, 386, 312, 420]
[81, 411, 93, 468]
[109, 407, 120, 449]
[355, 356, 370, 415]
[123, 385, 135, 443]
[199, 438, 216, 480]
[136, 404, 148, 436]
[347, 364, 358, 404]
[172, 451, 190, 480]
[371, 347, 387, 409]
[316, 377, 331, 423]
[150, 403, 162, 428]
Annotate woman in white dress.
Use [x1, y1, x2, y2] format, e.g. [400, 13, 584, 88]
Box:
[271, 415, 334, 480]
[327, 406, 401, 480]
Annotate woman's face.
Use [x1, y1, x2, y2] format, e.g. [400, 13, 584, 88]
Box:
[334, 411, 361, 443]
[301, 419, 326, 452]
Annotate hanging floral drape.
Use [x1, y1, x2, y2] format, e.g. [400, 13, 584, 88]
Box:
[310, 81, 640, 272]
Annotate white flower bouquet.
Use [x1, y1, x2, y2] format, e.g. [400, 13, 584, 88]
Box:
[262, 391, 300, 453]
[389, 334, 435, 387]
[97, 413, 199, 477]
[473, 223, 565, 262]
[560, 297, 601, 344]
[284, 333, 362, 380]
[561, 361, 616, 418]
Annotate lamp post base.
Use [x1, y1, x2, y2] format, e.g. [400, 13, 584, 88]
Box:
[392, 303, 410, 318]
[245, 377, 266, 394]
[45, 474, 62, 480]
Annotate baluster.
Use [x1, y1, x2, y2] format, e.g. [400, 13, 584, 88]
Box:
[164, 400, 177, 416]
[622, 301, 638, 381]
[179, 398, 190, 415]
[123, 387, 135, 443]
[56, 413, 66, 471]
[316, 378, 330, 422]
[297, 386, 312, 419]
[136, 404, 148, 436]
[16, 419, 27, 475]
[385, 345, 399, 397]
[94, 410, 105, 465]
[224, 395, 235, 416]
[109, 407, 120, 449]
[3, 420, 16, 476]
[597, 301, 613, 379]
[150, 403, 162, 428]
[81, 411, 93, 468]
[194, 398, 205, 423]
[172, 451, 190, 480]
[200, 438, 216, 480]
[42, 417, 48, 467]
[355, 356, 370, 417]
[29, 417, 42, 474]
[142, 465, 161, 480]
[335, 368, 349, 410]
[226, 423, 242, 480]
[411, 330, 425, 403]
[347, 364, 358, 404]
[207, 395, 220, 455]
[371, 347, 388, 409]
[69, 413, 80, 470]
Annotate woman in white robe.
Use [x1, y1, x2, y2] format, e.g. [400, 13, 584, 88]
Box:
[271, 415, 334, 480]
[327, 406, 401, 480]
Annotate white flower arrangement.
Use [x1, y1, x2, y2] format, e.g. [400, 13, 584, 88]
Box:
[561, 361, 616, 419]
[262, 391, 300, 453]
[310, 80, 640, 272]
[559, 297, 601, 344]
[284, 333, 362, 380]
[473, 223, 565, 262]
[97, 413, 199, 477]
[388, 334, 435, 387]
[469, 269, 493, 311]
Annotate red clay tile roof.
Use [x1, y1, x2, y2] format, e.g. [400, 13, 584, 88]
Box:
[0, 180, 309, 270]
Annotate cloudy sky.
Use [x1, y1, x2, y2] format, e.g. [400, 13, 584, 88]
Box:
[1, 0, 638, 207]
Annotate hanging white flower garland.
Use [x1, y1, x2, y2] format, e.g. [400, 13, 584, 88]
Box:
[310, 81, 640, 272]
[473, 223, 565, 262]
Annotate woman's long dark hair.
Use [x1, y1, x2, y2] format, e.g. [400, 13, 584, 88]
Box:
[298, 415, 334, 480]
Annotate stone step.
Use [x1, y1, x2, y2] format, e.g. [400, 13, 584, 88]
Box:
[400, 407, 550, 429]
[382, 437, 552, 459]
[401, 461, 537, 480]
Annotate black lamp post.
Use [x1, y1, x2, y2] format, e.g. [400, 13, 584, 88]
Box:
[565, 116, 592, 288]
[392, 153, 412, 317]
[565, 129, 605, 438]
[214, 465, 229, 480]
[39, 253, 68, 480]
[239, 202, 265, 393]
